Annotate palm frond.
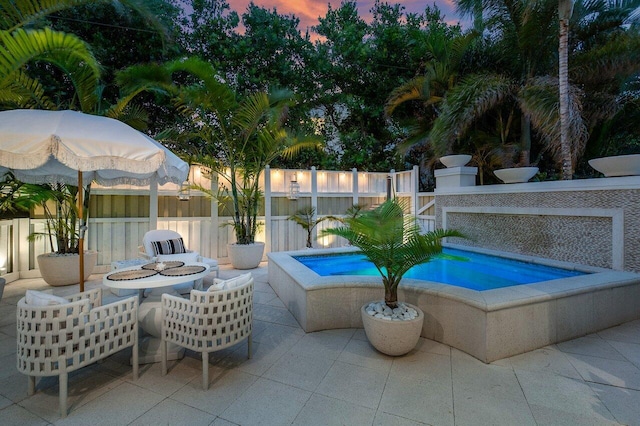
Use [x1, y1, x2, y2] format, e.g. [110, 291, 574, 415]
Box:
[519, 76, 588, 164]
[0, 0, 167, 40]
[0, 27, 101, 111]
[0, 69, 56, 109]
[430, 73, 514, 156]
[385, 76, 430, 117]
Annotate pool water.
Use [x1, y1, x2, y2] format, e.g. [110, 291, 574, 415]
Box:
[293, 247, 586, 291]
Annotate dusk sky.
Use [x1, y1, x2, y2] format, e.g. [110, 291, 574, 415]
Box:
[224, 1, 465, 31]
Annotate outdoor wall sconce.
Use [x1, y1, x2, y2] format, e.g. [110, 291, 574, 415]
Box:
[288, 173, 300, 200]
[178, 181, 191, 201]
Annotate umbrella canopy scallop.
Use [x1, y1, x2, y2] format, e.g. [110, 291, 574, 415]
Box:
[0, 109, 188, 186]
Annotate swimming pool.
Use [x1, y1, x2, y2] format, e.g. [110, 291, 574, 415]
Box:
[293, 247, 585, 291]
[268, 244, 640, 362]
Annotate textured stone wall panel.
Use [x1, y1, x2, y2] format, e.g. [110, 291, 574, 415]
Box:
[436, 189, 639, 272]
[447, 213, 613, 269]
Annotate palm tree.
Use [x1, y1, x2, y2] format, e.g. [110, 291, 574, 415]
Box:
[432, 0, 640, 176]
[321, 199, 464, 308]
[117, 57, 321, 245]
[433, 0, 565, 167]
[384, 26, 476, 156]
[559, 0, 574, 179]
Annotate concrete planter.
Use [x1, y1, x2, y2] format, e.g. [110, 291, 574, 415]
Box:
[588, 154, 640, 177]
[440, 154, 472, 168]
[494, 167, 539, 183]
[37, 251, 98, 286]
[361, 302, 424, 356]
[227, 242, 265, 270]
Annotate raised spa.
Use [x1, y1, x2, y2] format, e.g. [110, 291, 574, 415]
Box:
[293, 247, 585, 291]
[268, 245, 640, 362]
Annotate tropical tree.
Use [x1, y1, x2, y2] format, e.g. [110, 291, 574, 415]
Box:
[429, 0, 640, 178]
[558, 0, 574, 179]
[117, 57, 321, 245]
[384, 11, 474, 156]
[432, 0, 563, 168]
[44, 0, 183, 129]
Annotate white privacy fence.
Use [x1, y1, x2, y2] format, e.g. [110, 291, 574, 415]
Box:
[1, 166, 436, 280]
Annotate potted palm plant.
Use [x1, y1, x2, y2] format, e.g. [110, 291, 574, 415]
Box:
[287, 206, 329, 249]
[0, 177, 96, 286]
[322, 199, 463, 355]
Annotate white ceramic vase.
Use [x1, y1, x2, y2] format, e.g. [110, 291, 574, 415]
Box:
[37, 251, 98, 286]
[227, 242, 265, 269]
[361, 302, 424, 356]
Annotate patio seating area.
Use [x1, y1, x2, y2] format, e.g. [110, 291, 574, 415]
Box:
[1, 264, 640, 425]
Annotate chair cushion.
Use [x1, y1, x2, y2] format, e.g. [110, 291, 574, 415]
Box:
[157, 252, 199, 264]
[24, 290, 69, 306]
[151, 238, 186, 255]
[208, 272, 252, 292]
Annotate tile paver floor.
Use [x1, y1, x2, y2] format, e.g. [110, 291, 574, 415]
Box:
[1, 263, 640, 425]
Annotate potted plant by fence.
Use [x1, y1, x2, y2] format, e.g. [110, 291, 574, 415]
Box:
[189, 83, 319, 269]
[322, 199, 463, 355]
[287, 206, 329, 249]
[0, 177, 96, 286]
[116, 58, 320, 269]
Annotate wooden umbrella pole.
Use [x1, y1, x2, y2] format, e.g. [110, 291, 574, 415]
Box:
[78, 171, 84, 292]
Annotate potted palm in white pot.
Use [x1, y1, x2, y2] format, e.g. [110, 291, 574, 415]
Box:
[0, 177, 97, 286]
[322, 199, 463, 355]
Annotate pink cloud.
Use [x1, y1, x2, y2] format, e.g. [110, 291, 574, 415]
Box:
[225, 1, 465, 31]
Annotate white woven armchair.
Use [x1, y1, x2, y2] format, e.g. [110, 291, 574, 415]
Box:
[16, 288, 139, 417]
[161, 275, 253, 390]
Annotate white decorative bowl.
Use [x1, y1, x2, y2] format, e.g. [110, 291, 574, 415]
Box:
[439, 154, 472, 168]
[588, 154, 640, 177]
[494, 167, 539, 184]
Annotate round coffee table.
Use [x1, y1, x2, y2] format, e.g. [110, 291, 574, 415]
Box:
[103, 262, 211, 363]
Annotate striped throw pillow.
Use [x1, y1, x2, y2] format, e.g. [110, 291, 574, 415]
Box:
[151, 238, 186, 255]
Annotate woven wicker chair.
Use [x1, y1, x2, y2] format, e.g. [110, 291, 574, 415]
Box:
[161, 277, 253, 390]
[16, 288, 139, 417]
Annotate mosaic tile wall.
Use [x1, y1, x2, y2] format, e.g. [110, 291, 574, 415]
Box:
[435, 189, 639, 272]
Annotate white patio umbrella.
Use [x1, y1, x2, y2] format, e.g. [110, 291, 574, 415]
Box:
[0, 109, 189, 291]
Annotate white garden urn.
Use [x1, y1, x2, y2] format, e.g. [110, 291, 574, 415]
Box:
[37, 251, 98, 286]
[361, 302, 424, 356]
[227, 242, 265, 270]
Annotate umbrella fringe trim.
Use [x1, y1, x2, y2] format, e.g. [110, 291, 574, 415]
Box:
[53, 137, 167, 175]
[0, 139, 54, 170]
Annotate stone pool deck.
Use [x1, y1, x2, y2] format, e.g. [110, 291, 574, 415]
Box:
[1, 263, 640, 425]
